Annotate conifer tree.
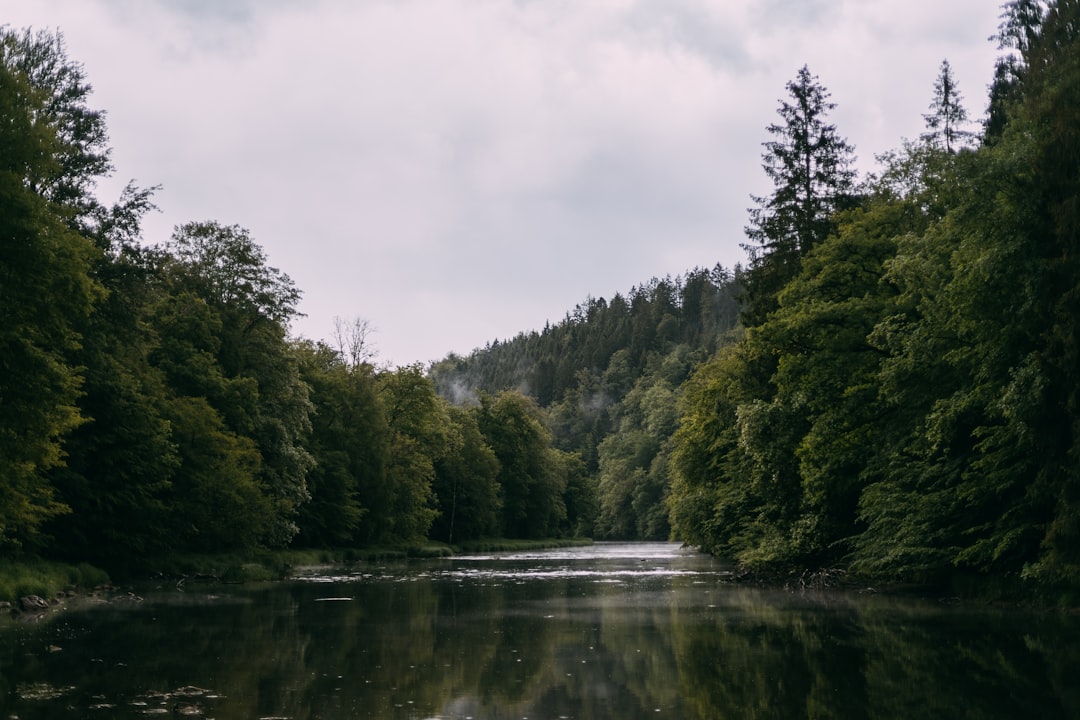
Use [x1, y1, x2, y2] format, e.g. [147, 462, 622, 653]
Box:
[922, 59, 974, 153]
[742, 66, 856, 325]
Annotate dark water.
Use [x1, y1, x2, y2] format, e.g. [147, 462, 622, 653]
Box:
[1, 542, 1078, 719]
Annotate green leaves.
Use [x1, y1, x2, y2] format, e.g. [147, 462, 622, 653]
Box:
[669, 3, 1080, 598]
[0, 30, 102, 552]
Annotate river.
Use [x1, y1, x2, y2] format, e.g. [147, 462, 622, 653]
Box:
[1, 542, 1077, 719]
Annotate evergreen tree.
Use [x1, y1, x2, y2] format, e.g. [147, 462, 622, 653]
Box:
[742, 65, 857, 326]
[922, 59, 974, 153]
[985, 0, 1048, 142]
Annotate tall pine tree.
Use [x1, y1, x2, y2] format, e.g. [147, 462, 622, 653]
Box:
[922, 59, 974, 153]
[742, 65, 857, 326]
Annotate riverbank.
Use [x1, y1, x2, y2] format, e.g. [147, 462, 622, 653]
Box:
[1, 538, 595, 609]
[0, 560, 110, 610]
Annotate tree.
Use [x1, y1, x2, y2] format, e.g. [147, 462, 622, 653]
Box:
[1006, 0, 1080, 591]
[0, 28, 111, 227]
[668, 339, 765, 558]
[164, 396, 270, 552]
[294, 340, 386, 548]
[332, 316, 378, 367]
[922, 60, 974, 153]
[985, 0, 1049, 143]
[742, 65, 857, 325]
[476, 392, 565, 538]
[431, 406, 501, 543]
[557, 449, 597, 538]
[376, 365, 448, 543]
[595, 374, 679, 540]
[165, 222, 301, 329]
[44, 244, 180, 567]
[164, 221, 313, 546]
[0, 31, 102, 552]
[755, 201, 904, 565]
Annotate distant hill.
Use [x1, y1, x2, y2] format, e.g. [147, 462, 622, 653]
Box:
[429, 264, 743, 539]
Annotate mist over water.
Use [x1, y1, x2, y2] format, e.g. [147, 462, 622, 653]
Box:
[2, 543, 1077, 719]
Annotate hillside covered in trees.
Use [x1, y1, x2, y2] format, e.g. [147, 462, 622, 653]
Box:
[4, 0, 1080, 602]
[429, 267, 742, 540]
[434, 0, 1080, 600]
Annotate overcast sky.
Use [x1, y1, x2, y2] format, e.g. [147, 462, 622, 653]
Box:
[8, 0, 1004, 366]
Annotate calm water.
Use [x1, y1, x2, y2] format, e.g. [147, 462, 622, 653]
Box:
[1, 542, 1078, 719]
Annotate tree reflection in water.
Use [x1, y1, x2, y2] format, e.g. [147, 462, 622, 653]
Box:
[1, 543, 1077, 719]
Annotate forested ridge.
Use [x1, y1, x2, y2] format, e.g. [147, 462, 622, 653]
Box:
[4, 0, 1080, 601]
[429, 267, 743, 540]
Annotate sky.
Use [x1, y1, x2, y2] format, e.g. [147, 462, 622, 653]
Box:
[6, 0, 1004, 366]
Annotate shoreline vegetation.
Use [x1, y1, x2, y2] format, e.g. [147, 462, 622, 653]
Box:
[0, 538, 596, 611]
[5, 540, 1065, 621]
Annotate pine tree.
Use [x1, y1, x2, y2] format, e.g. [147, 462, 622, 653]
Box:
[742, 66, 857, 325]
[922, 59, 974, 153]
[985, 0, 1048, 143]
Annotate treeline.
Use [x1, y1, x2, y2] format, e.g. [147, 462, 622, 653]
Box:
[429, 268, 743, 539]
[7, 0, 1080, 600]
[0, 27, 590, 572]
[669, 0, 1080, 598]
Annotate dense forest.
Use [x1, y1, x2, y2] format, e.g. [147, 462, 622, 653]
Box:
[429, 267, 743, 540]
[4, 0, 1080, 600]
[0, 25, 594, 573]
[665, 0, 1080, 599]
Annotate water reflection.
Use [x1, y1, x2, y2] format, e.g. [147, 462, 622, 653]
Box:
[1, 542, 1077, 719]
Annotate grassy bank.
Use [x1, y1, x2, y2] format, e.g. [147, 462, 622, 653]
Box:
[0, 560, 110, 605]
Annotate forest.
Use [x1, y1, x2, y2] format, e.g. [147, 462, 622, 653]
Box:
[0, 24, 599, 572]
[3, 0, 1079, 601]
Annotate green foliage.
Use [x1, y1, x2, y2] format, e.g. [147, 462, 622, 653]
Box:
[294, 340, 385, 547]
[596, 375, 679, 540]
[0, 29, 103, 552]
[7, 5, 1080, 602]
[0, 28, 112, 227]
[0, 560, 109, 604]
[163, 221, 314, 547]
[668, 338, 763, 558]
[431, 406, 501, 543]
[164, 395, 269, 552]
[431, 267, 741, 541]
[375, 365, 449, 543]
[475, 391, 567, 539]
[668, 2, 1080, 600]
